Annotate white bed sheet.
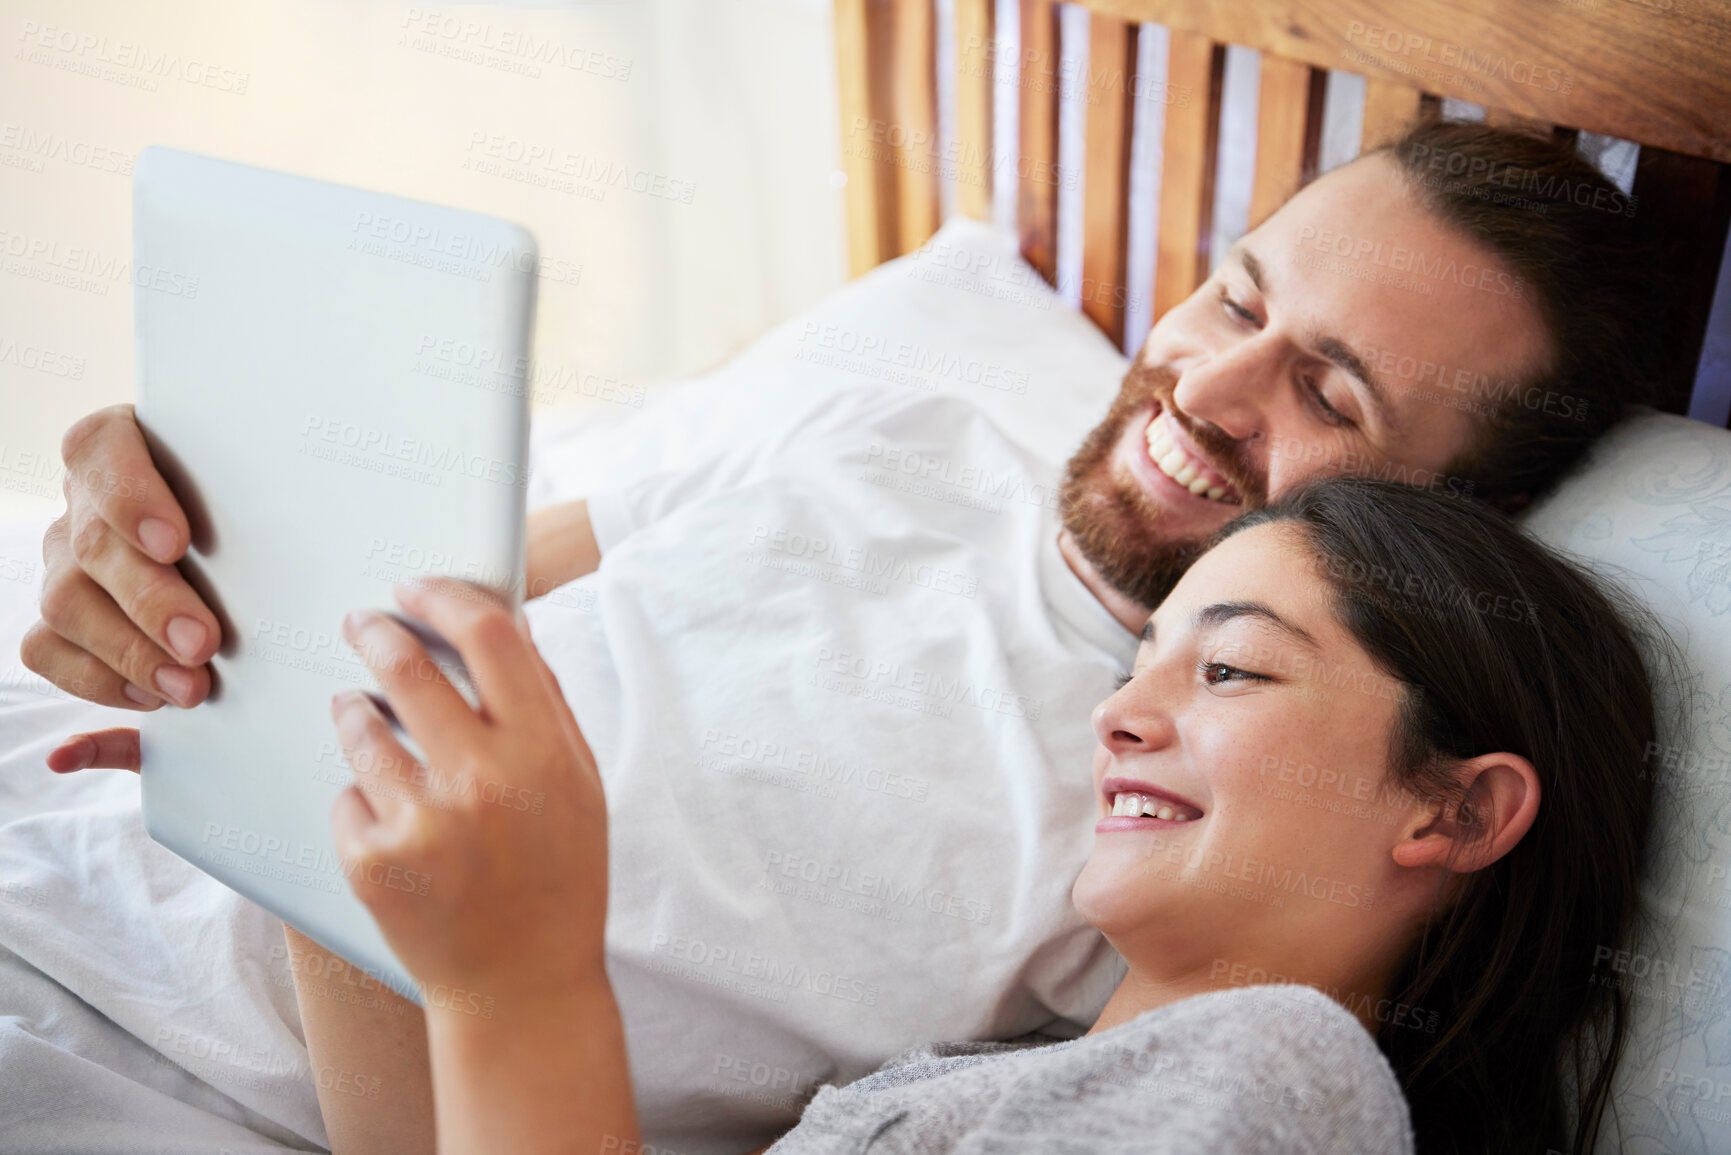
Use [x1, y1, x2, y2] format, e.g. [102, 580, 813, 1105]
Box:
[0, 218, 1126, 1153]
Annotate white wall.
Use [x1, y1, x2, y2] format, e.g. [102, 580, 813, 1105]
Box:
[0, 0, 848, 519]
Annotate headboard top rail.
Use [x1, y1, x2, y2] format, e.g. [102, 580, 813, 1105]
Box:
[1079, 0, 1731, 163]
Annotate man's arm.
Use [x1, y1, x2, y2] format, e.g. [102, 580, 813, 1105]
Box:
[283, 924, 436, 1155]
[525, 498, 599, 599]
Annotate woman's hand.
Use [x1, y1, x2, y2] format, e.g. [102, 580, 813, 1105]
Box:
[328, 577, 609, 1007]
[330, 578, 640, 1155]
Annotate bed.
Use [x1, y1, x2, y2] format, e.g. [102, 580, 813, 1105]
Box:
[1, 1, 1730, 1153]
[833, 3, 1731, 1151]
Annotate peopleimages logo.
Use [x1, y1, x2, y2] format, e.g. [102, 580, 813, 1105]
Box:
[198, 821, 431, 896]
[1342, 21, 1573, 95]
[1295, 225, 1525, 298]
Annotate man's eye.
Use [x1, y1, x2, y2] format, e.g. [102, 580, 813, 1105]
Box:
[1114, 671, 1135, 690]
[1218, 287, 1258, 325]
[1304, 377, 1356, 430]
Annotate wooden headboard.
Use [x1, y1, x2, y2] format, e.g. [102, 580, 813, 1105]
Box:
[833, 0, 1731, 422]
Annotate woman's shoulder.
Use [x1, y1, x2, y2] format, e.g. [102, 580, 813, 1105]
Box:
[868, 983, 1411, 1151]
[1091, 984, 1414, 1150]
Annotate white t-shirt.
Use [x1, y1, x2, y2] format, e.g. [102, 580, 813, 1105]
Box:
[522, 380, 1139, 1154]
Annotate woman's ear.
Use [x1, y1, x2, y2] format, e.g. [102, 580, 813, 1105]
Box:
[1390, 754, 1541, 873]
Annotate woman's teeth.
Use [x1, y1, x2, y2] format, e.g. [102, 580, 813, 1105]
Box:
[1109, 792, 1200, 822]
[1146, 421, 1233, 503]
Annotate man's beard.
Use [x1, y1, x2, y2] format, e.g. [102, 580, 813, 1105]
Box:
[1058, 361, 1262, 609]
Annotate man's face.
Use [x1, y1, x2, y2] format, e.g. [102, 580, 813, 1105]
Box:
[1059, 154, 1551, 608]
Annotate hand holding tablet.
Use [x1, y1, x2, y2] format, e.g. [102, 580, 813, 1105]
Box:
[328, 579, 609, 1007]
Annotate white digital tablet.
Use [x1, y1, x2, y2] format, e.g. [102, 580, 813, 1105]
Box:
[133, 147, 537, 1001]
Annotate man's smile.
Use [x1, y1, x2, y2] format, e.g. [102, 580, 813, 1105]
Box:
[1142, 404, 1243, 505]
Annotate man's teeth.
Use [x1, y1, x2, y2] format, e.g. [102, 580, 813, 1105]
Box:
[1146, 421, 1231, 503]
[1109, 792, 1199, 822]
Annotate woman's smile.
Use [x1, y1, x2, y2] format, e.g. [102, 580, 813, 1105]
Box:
[1097, 775, 1205, 831]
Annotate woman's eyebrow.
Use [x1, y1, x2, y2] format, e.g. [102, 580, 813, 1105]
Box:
[1193, 600, 1318, 649]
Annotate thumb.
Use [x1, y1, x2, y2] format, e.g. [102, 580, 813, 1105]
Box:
[47, 728, 141, 773]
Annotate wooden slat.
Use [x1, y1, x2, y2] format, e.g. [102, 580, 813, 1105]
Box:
[1483, 108, 1552, 137]
[1078, 0, 1731, 164]
[954, 0, 994, 219]
[1153, 31, 1225, 320]
[834, 0, 882, 276]
[1018, 0, 1061, 285]
[1250, 57, 1325, 229]
[1081, 14, 1138, 344]
[1360, 76, 1424, 151]
[890, 0, 940, 254]
[1632, 148, 1731, 416]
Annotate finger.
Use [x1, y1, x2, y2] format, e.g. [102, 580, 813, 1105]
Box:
[514, 612, 596, 768]
[55, 510, 220, 667]
[59, 404, 190, 566]
[341, 610, 482, 765]
[46, 728, 143, 773]
[32, 559, 210, 708]
[331, 690, 427, 824]
[330, 787, 427, 922]
[329, 785, 384, 889]
[392, 580, 551, 727]
[19, 619, 169, 710]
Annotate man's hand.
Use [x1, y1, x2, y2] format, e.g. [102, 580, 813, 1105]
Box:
[25, 403, 601, 777]
[22, 405, 222, 771]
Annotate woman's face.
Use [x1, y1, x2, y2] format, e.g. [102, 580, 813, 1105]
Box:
[1073, 522, 1424, 984]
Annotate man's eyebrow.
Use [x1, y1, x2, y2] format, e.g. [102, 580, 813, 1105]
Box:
[1140, 620, 1155, 643]
[1236, 247, 1265, 293]
[1193, 600, 1318, 649]
[1314, 335, 1394, 427]
[1236, 243, 1393, 428]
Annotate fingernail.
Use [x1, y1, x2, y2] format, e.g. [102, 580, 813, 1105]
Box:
[343, 610, 379, 637]
[166, 616, 207, 663]
[154, 666, 195, 707]
[48, 739, 93, 773]
[138, 518, 178, 563]
[124, 682, 161, 707]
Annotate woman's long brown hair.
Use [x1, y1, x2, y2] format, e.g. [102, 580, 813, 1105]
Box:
[1221, 478, 1668, 1154]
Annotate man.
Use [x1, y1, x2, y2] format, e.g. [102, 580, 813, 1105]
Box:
[18, 120, 1659, 1152]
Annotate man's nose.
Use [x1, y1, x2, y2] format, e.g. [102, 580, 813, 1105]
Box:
[1170, 335, 1284, 444]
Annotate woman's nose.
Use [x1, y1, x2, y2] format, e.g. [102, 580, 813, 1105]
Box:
[1092, 680, 1176, 754]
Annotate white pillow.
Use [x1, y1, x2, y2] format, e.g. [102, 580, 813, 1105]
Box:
[530, 215, 1731, 1153]
[1523, 415, 1731, 1155]
[525, 217, 1129, 506]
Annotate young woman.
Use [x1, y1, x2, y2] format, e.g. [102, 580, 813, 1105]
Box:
[316, 477, 1660, 1154]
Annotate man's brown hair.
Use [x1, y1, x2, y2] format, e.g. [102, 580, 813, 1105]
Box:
[1375, 119, 1668, 511]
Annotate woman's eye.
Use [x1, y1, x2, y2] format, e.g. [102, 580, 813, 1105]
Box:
[1199, 661, 1267, 686]
[1114, 671, 1134, 690]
